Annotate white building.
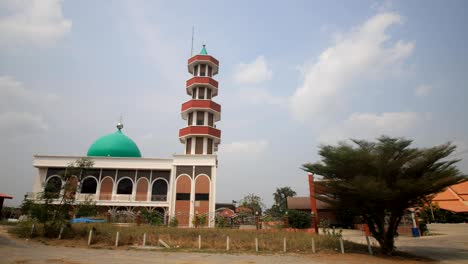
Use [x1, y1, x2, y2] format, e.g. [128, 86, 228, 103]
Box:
[27, 46, 222, 227]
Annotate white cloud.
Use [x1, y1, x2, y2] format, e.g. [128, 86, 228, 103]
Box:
[0, 76, 58, 112]
[237, 87, 287, 107]
[0, 75, 57, 138]
[0, 111, 48, 136]
[415, 84, 432, 97]
[290, 12, 414, 121]
[221, 139, 269, 154]
[318, 111, 422, 144]
[233, 56, 273, 84]
[0, 0, 71, 48]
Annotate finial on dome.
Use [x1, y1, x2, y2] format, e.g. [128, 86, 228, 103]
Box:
[117, 115, 124, 131]
[200, 44, 208, 55]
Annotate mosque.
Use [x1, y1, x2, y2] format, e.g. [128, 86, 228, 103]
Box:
[27, 46, 221, 227]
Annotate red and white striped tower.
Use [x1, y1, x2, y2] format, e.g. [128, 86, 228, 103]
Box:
[179, 45, 221, 155]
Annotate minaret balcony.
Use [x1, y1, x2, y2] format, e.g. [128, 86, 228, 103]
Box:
[186, 77, 218, 96]
[188, 55, 219, 75]
[181, 100, 221, 121]
[179, 126, 221, 143]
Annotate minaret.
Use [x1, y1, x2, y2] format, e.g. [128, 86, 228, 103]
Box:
[179, 45, 221, 154]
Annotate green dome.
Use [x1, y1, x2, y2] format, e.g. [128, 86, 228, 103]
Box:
[87, 125, 141, 158]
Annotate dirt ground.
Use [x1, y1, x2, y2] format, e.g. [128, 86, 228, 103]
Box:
[342, 224, 468, 264]
[2, 224, 467, 264]
[0, 225, 434, 264]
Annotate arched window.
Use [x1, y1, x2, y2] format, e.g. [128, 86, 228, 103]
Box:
[81, 177, 98, 194]
[117, 178, 133, 195]
[152, 179, 168, 201]
[45, 176, 62, 194]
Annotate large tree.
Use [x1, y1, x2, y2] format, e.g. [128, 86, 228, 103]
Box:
[268, 187, 297, 216]
[302, 136, 466, 255]
[239, 193, 265, 214]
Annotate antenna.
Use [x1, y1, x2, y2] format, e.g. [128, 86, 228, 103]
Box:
[191, 26, 194, 57]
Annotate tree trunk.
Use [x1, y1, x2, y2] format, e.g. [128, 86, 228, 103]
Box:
[364, 213, 401, 255]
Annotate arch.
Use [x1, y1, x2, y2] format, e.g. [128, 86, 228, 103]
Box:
[99, 176, 114, 200]
[116, 178, 133, 195]
[135, 178, 149, 201]
[175, 174, 192, 226]
[195, 174, 211, 192]
[151, 178, 168, 201]
[81, 176, 98, 194]
[194, 174, 210, 225]
[45, 175, 62, 195]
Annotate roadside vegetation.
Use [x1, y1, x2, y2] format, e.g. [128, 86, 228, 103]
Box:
[10, 221, 370, 254]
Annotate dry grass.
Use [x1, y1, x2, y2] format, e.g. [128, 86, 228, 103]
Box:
[12, 222, 370, 254]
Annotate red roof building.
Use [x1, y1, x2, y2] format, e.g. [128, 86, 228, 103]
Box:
[0, 193, 13, 219]
[432, 182, 468, 213]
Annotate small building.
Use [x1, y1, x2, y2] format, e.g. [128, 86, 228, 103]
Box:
[0, 193, 13, 219]
[286, 196, 338, 224]
[431, 181, 468, 214]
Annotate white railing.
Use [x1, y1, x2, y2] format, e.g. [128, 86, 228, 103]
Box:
[26, 192, 41, 200]
[27, 191, 168, 203]
[112, 194, 133, 201]
[76, 193, 97, 201]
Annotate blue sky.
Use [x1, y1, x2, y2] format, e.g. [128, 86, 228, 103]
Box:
[1, 0, 467, 207]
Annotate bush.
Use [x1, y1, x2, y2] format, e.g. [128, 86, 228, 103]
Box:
[215, 216, 228, 228]
[169, 217, 178, 227]
[287, 210, 311, 229]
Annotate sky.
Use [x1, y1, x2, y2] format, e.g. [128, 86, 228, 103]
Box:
[1, 0, 468, 207]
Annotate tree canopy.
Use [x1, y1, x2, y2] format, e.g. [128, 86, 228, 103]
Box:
[267, 186, 297, 216]
[302, 136, 466, 255]
[239, 193, 265, 214]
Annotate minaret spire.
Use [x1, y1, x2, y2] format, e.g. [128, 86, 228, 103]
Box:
[179, 45, 221, 155]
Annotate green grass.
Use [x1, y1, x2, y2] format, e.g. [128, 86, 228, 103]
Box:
[10, 222, 370, 254]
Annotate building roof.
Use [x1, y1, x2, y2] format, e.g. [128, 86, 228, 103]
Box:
[200, 45, 208, 55]
[432, 181, 468, 213]
[0, 193, 13, 199]
[87, 124, 142, 158]
[287, 197, 331, 210]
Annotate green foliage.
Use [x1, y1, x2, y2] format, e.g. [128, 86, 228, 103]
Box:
[142, 210, 163, 226]
[302, 136, 466, 255]
[286, 209, 311, 229]
[239, 193, 265, 214]
[169, 217, 178, 227]
[273, 187, 296, 215]
[419, 204, 467, 223]
[22, 157, 95, 237]
[11, 222, 369, 253]
[75, 198, 97, 218]
[215, 216, 228, 228]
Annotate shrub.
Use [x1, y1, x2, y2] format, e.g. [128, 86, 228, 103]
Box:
[169, 217, 178, 227]
[287, 209, 311, 229]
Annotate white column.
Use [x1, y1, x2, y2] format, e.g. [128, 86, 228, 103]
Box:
[209, 164, 217, 227]
[33, 168, 46, 193]
[169, 166, 176, 218]
[189, 166, 196, 227]
[203, 137, 208, 155]
[95, 169, 102, 201]
[204, 112, 208, 126]
[131, 171, 137, 201]
[112, 170, 118, 199]
[191, 137, 196, 155]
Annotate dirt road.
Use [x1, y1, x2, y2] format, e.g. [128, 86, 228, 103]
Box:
[0, 225, 454, 264]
